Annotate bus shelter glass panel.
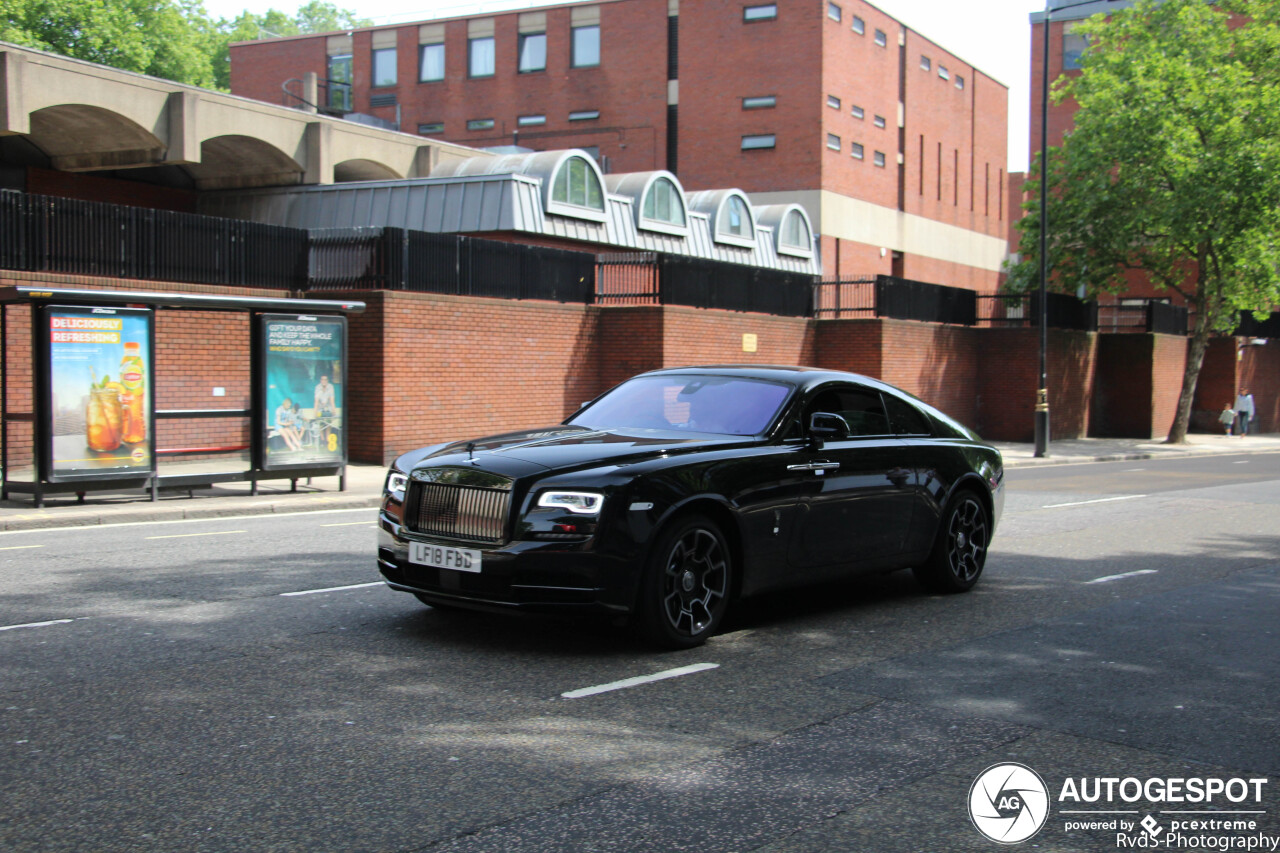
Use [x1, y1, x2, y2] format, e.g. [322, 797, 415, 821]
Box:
[47, 305, 153, 479]
[261, 314, 347, 470]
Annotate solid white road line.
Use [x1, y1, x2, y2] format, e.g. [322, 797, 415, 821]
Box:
[0, 619, 74, 632]
[1085, 569, 1158, 585]
[562, 663, 720, 699]
[1043, 495, 1147, 509]
[280, 582, 383, 597]
[146, 530, 246, 540]
[320, 521, 378, 527]
[0, 544, 44, 551]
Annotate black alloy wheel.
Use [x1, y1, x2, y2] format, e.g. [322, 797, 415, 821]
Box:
[914, 491, 989, 593]
[637, 515, 732, 649]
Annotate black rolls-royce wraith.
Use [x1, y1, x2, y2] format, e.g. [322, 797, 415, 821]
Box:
[377, 366, 1004, 648]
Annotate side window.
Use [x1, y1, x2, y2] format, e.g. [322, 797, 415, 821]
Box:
[883, 394, 932, 436]
[806, 386, 890, 437]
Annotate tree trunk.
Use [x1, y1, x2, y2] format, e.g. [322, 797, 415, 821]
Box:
[1167, 286, 1215, 444]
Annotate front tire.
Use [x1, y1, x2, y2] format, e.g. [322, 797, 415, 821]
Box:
[635, 515, 733, 649]
[913, 490, 989, 593]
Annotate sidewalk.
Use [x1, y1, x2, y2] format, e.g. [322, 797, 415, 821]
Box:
[1, 433, 1277, 532]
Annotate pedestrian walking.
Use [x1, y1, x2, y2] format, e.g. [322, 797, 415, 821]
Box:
[1219, 402, 1236, 436]
[1235, 388, 1256, 437]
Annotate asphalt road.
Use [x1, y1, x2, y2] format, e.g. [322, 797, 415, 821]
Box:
[1, 453, 1277, 852]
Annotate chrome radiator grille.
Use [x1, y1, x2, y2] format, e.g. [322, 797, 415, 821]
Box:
[407, 480, 512, 544]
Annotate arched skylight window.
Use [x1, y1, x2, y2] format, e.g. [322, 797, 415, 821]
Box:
[719, 194, 755, 245]
[642, 177, 686, 227]
[551, 155, 604, 212]
[780, 209, 811, 252]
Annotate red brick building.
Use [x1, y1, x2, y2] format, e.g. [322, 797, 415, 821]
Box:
[229, 0, 1010, 292]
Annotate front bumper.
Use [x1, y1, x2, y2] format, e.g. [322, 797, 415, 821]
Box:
[377, 511, 639, 618]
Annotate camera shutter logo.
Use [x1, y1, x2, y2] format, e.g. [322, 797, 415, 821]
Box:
[968, 763, 1050, 844]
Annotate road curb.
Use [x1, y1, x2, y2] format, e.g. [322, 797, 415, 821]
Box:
[0, 495, 382, 532]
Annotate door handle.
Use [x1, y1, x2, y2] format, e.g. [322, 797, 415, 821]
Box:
[787, 462, 841, 472]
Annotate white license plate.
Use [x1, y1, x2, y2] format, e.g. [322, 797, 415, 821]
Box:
[409, 542, 482, 573]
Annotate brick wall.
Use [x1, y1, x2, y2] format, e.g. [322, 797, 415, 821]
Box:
[1239, 339, 1280, 434]
[1191, 337, 1239, 433]
[1091, 333, 1187, 439]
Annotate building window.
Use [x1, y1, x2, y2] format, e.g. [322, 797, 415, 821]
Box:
[466, 118, 495, 130]
[518, 32, 547, 73]
[469, 36, 495, 77]
[1063, 24, 1089, 70]
[874, 150, 886, 167]
[827, 133, 841, 150]
[920, 55, 931, 71]
[938, 65, 950, 80]
[743, 95, 776, 109]
[851, 142, 864, 159]
[552, 155, 604, 211]
[874, 114, 886, 128]
[743, 4, 777, 22]
[372, 47, 396, 87]
[741, 134, 776, 150]
[826, 94, 841, 109]
[569, 109, 600, 121]
[780, 210, 811, 253]
[851, 15, 864, 34]
[417, 122, 444, 134]
[419, 43, 444, 82]
[874, 28, 887, 47]
[956, 74, 965, 90]
[327, 53, 352, 111]
[572, 25, 600, 67]
[517, 114, 546, 126]
[642, 177, 687, 228]
[851, 105, 864, 120]
[723, 195, 754, 239]
[827, 2, 841, 21]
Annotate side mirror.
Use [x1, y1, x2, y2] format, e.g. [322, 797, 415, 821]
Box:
[808, 412, 849, 445]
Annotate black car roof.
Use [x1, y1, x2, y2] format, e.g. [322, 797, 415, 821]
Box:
[640, 365, 888, 392]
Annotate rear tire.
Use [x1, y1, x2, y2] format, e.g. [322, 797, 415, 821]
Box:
[913, 490, 988, 593]
[634, 514, 733, 649]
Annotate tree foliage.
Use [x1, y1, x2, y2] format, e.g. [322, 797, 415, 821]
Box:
[0, 0, 370, 90]
[1011, 0, 1280, 442]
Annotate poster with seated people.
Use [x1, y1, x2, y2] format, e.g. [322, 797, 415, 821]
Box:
[261, 314, 346, 469]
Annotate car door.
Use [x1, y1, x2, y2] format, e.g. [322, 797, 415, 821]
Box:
[786, 383, 917, 573]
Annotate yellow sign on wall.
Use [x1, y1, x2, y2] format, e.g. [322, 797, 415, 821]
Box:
[742, 333, 758, 353]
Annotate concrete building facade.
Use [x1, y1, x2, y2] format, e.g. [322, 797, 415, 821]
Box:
[229, 0, 1011, 291]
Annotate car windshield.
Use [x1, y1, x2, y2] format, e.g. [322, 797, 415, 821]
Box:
[570, 375, 792, 436]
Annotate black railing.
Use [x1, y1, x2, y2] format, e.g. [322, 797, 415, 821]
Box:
[657, 255, 813, 317]
[1234, 310, 1280, 338]
[875, 275, 977, 325]
[1096, 300, 1189, 334]
[308, 228, 596, 302]
[0, 190, 307, 289]
[813, 276, 876, 319]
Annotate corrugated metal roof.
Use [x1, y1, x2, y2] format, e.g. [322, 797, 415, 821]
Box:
[200, 167, 821, 275]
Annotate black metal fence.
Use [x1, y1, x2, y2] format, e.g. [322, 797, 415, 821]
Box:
[658, 255, 813, 316]
[308, 228, 596, 302]
[1234, 310, 1280, 338]
[875, 275, 977, 325]
[0, 190, 307, 289]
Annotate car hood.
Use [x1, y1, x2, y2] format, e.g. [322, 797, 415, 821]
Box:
[414, 425, 747, 477]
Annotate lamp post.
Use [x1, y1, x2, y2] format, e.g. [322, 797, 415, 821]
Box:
[1034, 0, 1053, 458]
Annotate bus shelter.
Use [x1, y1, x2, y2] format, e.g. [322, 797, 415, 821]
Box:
[1, 286, 365, 507]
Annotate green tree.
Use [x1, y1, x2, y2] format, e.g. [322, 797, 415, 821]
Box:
[210, 1, 371, 89]
[1012, 0, 1280, 443]
[0, 0, 220, 87]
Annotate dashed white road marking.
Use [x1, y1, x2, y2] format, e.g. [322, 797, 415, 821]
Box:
[0, 619, 74, 632]
[1085, 569, 1158, 585]
[281, 582, 383, 597]
[146, 530, 246, 540]
[1043, 495, 1147, 509]
[562, 663, 721, 699]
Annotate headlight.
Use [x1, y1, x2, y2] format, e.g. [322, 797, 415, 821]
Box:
[537, 490, 604, 515]
[385, 470, 408, 496]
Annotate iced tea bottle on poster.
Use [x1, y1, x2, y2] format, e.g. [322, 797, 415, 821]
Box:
[119, 341, 147, 444]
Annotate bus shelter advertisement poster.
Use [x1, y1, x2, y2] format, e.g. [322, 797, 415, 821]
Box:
[263, 315, 345, 468]
[48, 306, 152, 478]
